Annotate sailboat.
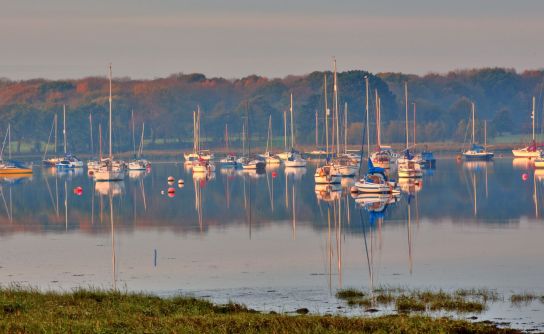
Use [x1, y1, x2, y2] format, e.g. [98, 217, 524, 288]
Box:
[259, 115, 281, 165]
[315, 72, 341, 185]
[42, 114, 63, 167]
[370, 90, 396, 169]
[87, 112, 101, 171]
[184, 106, 214, 162]
[513, 96, 541, 158]
[238, 101, 265, 170]
[219, 124, 237, 167]
[128, 111, 151, 170]
[397, 82, 422, 178]
[463, 102, 494, 161]
[284, 93, 307, 167]
[55, 105, 84, 168]
[94, 64, 125, 182]
[0, 124, 33, 175]
[191, 107, 216, 173]
[352, 76, 399, 195]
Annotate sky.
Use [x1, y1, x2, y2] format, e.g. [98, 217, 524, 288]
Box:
[1, 0, 543, 80]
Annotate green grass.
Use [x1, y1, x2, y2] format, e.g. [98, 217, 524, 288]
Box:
[0, 287, 521, 333]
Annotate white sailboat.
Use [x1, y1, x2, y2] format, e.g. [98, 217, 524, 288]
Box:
[87, 112, 101, 170]
[184, 106, 214, 162]
[315, 72, 341, 184]
[397, 82, 422, 178]
[239, 101, 265, 170]
[284, 93, 307, 168]
[463, 102, 494, 161]
[55, 105, 84, 168]
[219, 124, 237, 167]
[191, 106, 216, 173]
[512, 96, 540, 158]
[353, 76, 399, 194]
[259, 115, 281, 165]
[128, 111, 150, 170]
[370, 90, 395, 169]
[42, 114, 63, 167]
[94, 64, 125, 182]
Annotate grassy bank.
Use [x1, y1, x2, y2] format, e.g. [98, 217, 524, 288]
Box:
[0, 288, 521, 333]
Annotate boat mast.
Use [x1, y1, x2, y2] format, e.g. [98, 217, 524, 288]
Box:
[108, 64, 113, 159]
[324, 74, 329, 156]
[193, 111, 197, 153]
[376, 90, 381, 149]
[413, 102, 417, 149]
[532, 96, 536, 141]
[89, 112, 94, 157]
[225, 124, 229, 153]
[8, 124, 11, 159]
[247, 101, 251, 157]
[242, 122, 246, 157]
[139, 123, 145, 157]
[283, 110, 287, 151]
[405, 82, 409, 150]
[471, 102, 475, 145]
[99, 124, 102, 160]
[344, 102, 348, 154]
[484, 120, 487, 148]
[365, 76, 370, 157]
[131, 109, 136, 157]
[290, 93, 294, 149]
[315, 110, 318, 148]
[63, 104, 67, 155]
[333, 58, 340, 156]
[54, 113, 58, 155]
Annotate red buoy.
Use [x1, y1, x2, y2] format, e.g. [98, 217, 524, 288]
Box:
[522, 173, 529, 181]
[167, 187, 176, 197]
[271, 172, 278, 178]
[73, 186, 83, 196]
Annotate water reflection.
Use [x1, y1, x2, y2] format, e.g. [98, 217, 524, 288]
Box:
[0, 159, 543, 329]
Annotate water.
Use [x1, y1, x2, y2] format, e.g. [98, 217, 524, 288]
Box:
[0, 158, 543, 331]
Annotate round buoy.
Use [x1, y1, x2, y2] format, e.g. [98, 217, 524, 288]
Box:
[522, 173, 529, 181]
[177, 179, 184, 188]
[161, 190, 165, 195]
[178, 179, 184, 185]
[167, 176, 175, 183]
[167, 187, 176, 197]
[73, 186, 83, 196]
[271, 171, 278, 178]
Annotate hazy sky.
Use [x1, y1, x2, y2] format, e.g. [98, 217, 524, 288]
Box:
[1, 0, 543, 80]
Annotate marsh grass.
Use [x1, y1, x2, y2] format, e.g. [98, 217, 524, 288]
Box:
[510, 292, 544, 306]
[337, 288, 486, 313]
[0, 287, 521, 333]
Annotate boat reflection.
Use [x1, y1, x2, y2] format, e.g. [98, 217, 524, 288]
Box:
[315, 184, 342, 202]
[0, 174, 33, 185]
[463, 160, 494, 171]
[512, 158, 534, 170]
[128, 169, 148, 179]
[95, 181, 125, 196]
[398, 177, 422, 194]
[193, 171, 215, 182]
[284, 167, 306, 180]
[340, 177, 355, 189]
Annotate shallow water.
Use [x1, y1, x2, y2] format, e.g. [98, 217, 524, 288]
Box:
[0, 158, 543, 331]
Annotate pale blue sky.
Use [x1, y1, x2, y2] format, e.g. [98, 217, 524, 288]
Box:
[1, 0, 543, 79]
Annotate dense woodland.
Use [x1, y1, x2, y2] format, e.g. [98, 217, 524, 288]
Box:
[0, 67, 543, 155]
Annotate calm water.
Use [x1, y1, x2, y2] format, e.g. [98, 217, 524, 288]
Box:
[0, 158, 543, 330]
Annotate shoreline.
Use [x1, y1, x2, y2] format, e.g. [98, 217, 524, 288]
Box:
[0, 288, 522, 333]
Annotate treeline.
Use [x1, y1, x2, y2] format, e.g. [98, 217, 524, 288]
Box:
[0, 67, 543, 155]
